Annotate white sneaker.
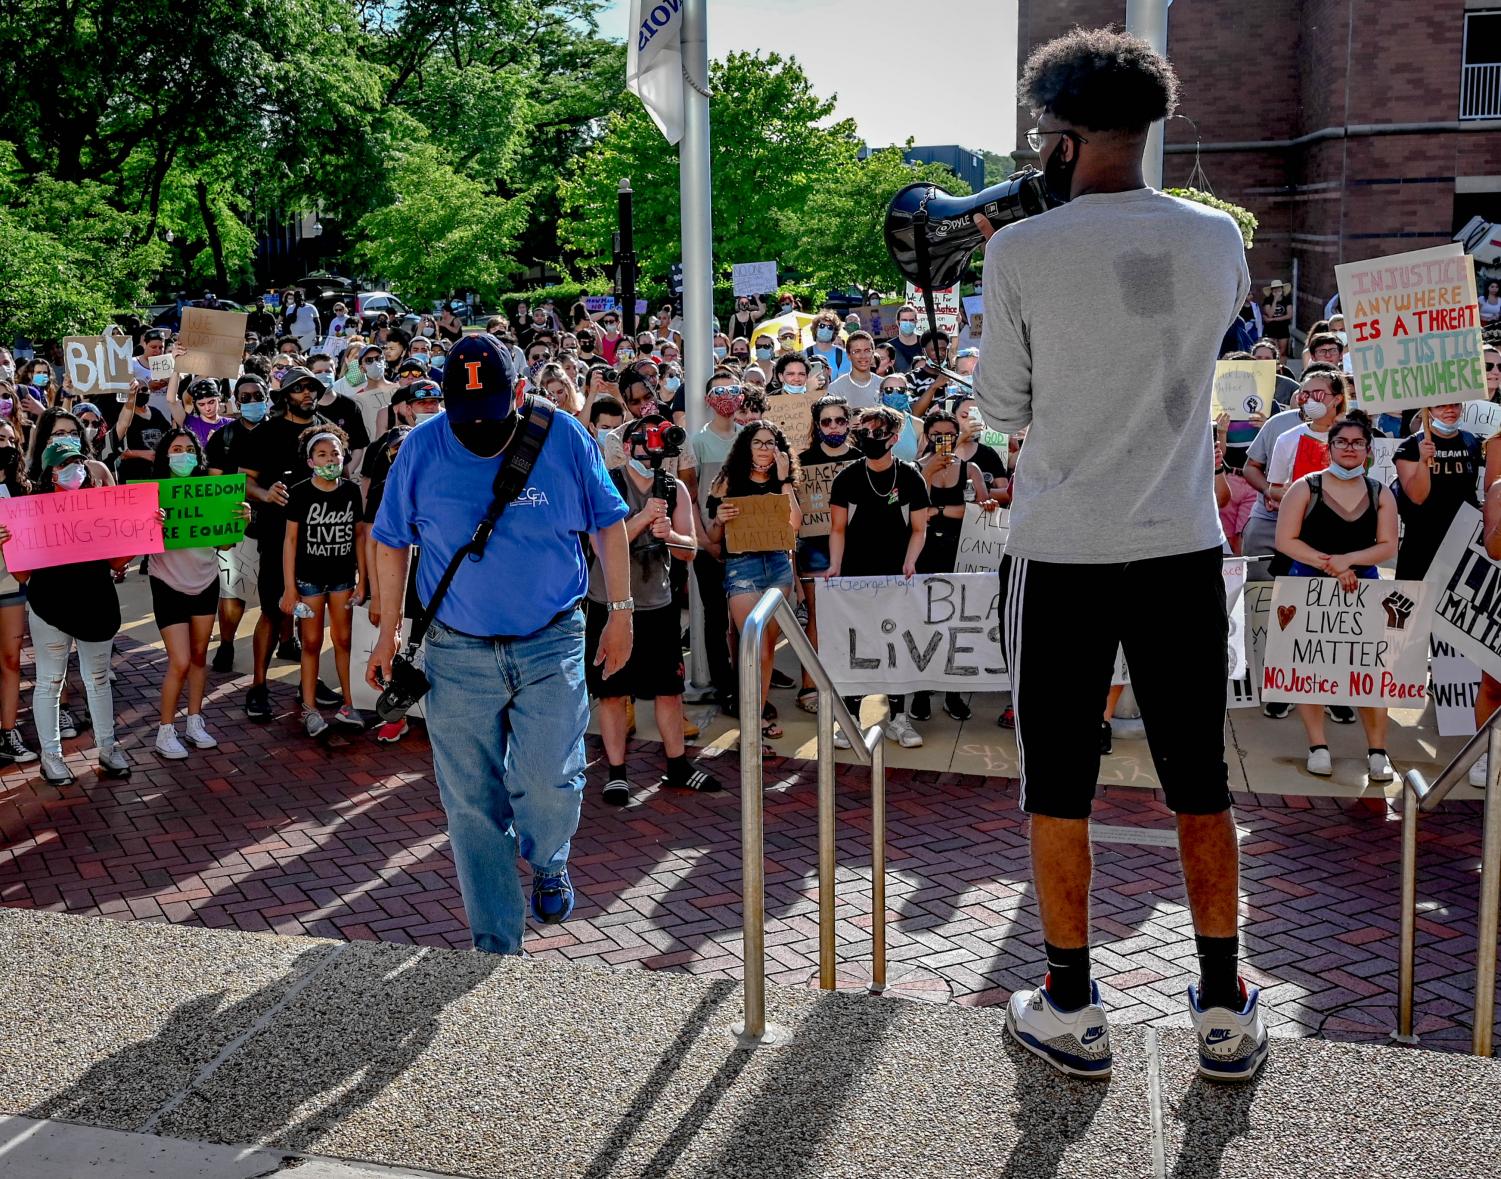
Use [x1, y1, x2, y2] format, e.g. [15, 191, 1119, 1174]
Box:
[1306, 747, 1332, 776]
[1188, 981, 1269, 1082]
[1006, 979, 1112, 1079]
[1367, 751, 1393, 782]
[154, 724, 190, 761]
[1470, 753, 1490, 789]
[183, 714, 217, 749]
[886, 713, 924, 749]
[832, 727, 853, 750]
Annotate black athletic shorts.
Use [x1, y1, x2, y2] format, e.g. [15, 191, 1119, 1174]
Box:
[1000, 546, 1231, 820]
[151, 577, 220, 630]
[584, 600, 685, 700]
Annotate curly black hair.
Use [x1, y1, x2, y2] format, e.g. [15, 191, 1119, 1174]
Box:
[1020, 26, 1177, 134]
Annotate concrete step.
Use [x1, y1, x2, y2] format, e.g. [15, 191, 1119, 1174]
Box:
[2, 907, 1499, 1179]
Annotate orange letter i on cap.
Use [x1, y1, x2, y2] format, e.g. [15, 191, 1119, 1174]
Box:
[465, 361, 484, 390]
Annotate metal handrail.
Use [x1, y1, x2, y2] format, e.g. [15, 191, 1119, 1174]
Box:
[735, 588, 888, 1045]
[1396, 709, 1501, 1055]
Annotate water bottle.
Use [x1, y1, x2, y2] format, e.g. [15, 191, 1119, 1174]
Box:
[293, 602, 315, 620]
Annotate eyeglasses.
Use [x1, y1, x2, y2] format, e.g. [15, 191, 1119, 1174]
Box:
[750, 437, 778, 449]
[709, 386, 742, 397]
[1330, 437, 1368, 451]
[1025, 125, 1088, 152]
[819, 415, 848, 426]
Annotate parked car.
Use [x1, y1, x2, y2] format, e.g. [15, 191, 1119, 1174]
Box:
[359, 291, 420, 332]
[294, 272, 360, 325]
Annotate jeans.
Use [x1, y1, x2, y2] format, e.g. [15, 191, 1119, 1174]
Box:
[28, 608, 115, 760]
[422, 609, 589, 955]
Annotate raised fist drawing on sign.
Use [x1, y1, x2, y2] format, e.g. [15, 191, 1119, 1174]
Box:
[1382, 590, 1415, 631]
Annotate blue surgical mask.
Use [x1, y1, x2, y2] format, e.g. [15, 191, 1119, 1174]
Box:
[881, 390, 912, 412]
[31, 372, 49, 387]
[816, 326, 834, 343]
[56, 464, 87, 490]
[713, 346, 728, 359]
[755, 346, 773, 360]
[240, 400, 268, 423]
[782, 383, 806, 396]
[1430, 416, 1460, 436]
[1325, 460, 1365, 481]
[167, 452, 198, 477]
[898, 321, 917, 337]
[663, 376, 682, 394]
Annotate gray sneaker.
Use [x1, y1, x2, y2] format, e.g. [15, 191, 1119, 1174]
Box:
[39, 753, 73, 786]
[98, 744, 132, 779]
[303, 708, 329, 738]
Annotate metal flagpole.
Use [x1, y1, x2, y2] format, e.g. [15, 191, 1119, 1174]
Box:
[681, 0, 716, 696]
[1125, 0, 1171, 188]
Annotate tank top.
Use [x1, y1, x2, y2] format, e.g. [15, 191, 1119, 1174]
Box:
[1298, 473, 1380, 572]
[927, 459, 971, 509]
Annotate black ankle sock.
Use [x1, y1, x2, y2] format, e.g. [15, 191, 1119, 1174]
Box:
[1368, 747, 1387, 755]
[1195, 934, 1242, 1010]
[663, 755, 691, 787]
[607, 762, 627, 782]
[1309, 744, 1328, 752]
[1043, 941, 1091, 1011]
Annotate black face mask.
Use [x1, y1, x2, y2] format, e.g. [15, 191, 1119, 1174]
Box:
[452, 416, 519, 458]
[1043, 136, 1078, 205]
[857, 433, 892, 459]
[136, 392, 151, 408]
[0, 446, 16, 469]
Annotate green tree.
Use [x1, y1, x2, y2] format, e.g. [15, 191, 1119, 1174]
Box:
[781, 147, 970, 295]
[352, 143, 529, 303]
[981, 149, 1017, 186]
[558, 51, 859, 285]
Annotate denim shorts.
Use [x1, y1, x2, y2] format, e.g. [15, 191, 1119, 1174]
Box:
[297, 579, 357, 597]
[797, 538, 830, 574]
[724, 551, 794, 598]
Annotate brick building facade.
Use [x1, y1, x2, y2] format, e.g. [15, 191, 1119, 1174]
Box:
[1014, 1, 1501, 333]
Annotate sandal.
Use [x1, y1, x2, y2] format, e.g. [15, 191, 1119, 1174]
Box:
[602, 777, 630, 807]
[761, 718, 783, 740]
[796, 689, 819, 714]
[761, 700, 778, 722]
[660, 768, 722, 793]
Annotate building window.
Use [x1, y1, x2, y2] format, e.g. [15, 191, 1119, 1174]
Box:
[1463, 10, 1501, 119]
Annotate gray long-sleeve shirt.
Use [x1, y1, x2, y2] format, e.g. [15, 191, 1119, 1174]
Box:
[972, 188, 1249, 564]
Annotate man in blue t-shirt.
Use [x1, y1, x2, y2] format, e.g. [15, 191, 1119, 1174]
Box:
[368, 333, 631, 956]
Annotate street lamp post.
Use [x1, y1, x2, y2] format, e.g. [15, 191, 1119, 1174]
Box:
[618, 178, 637, 337]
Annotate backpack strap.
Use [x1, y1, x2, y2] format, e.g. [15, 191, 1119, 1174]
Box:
[404, 396, 555, 651]
[1301, 472, 1323, 522]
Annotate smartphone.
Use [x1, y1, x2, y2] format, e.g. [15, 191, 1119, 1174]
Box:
[935, 433, 955, 457]
[1227, 419, 1260, 446]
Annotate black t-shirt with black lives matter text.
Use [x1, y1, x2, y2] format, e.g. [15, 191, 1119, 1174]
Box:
[1393, 428, 1483, 579]
[285, 477, 362, 588]
[830, 459, 930, 576]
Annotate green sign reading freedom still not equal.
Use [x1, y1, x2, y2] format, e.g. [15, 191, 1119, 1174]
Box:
[152, 474, 247, 550]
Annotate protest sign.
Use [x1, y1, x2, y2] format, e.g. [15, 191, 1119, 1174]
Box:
[1291, 433, 1329, 483]
[1231, 576, 1271, 708]
[1212, 360, 1277, 418]
[1337, 243, 1484, 414]
[954, 504, 1009, 573]
[1261, 576, 1433, 707]
[732, 262, 778, 297]
[350, 605, 425, 717]
[1432, 637, 1481, 736]
[906, 283, 960, 337]
[584, 295, 617, 314]
[0, 483, 162, 572]
[1428, 504, 1501, 680]
[148, 354, 176, 381]
[817, 573, 1007, 695]
[63, 332, 134, 398]
[763, 393, 812, 455]
[873, 302, 905, 339]
[1460, 398, 1501, 440]
[962, 294, 984, 340]
[797, 459, 853, 538]
[1367, 438, 1399, 490]
[153, 474, 247, 550]
[724, 494, 795, 554]
[177, 307, 249, 379]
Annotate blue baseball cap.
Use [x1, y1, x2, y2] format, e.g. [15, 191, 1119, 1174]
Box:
[442, 333, 515, 424]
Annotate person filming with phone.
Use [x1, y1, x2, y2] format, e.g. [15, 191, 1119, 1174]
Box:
[366, 333, 632, 957]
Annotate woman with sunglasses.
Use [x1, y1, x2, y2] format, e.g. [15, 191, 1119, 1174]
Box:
[1273, 409, 1398, 781]
[792, 395, 855, 713]
[705, 421, 801, 740]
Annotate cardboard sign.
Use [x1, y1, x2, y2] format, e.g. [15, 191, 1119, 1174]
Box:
[763, 393, 812, 456]
[1337, 244, 1485, 413]
[905, 283, 960, 337]
[817, 573, 1007, 695]
[1432, 637, 1481, 737]
[0, 483, 163, 572]
[732, 262, 778, 297]
[1291, 433, 1330, 483]
[797, 458, 853, 538]
[153, 474, 247, 550]
[724, 493, 795, 554]
[873, 302, 905, 340]
[1212, 360, 1277, 418]
[962, 294, 984, 340]
[1460, 398, 1501, 440]
[63, 332, 134, 398]
[1261, 576, 1433, 707]
[177, 307, 249, 379]
[1429, 504, 1501, 680]
[954, 504, 1010, 573]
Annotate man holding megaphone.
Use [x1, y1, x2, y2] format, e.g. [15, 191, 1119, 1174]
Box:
[967, 29, 1267, 1084]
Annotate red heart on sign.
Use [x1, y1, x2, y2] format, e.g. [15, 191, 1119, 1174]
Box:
[1277, 605, 1297, 631]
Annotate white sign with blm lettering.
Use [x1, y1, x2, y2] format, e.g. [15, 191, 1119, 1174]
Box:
[1428, 503, 1501, 680]
[816, 573, 1007, 695]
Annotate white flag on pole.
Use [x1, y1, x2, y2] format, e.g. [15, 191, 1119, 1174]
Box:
[627, 0, 686, 145]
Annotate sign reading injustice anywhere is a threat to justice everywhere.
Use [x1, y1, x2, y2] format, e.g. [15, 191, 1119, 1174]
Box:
[0, 483, 163, 572]
[151, 474, 247, 550]
[1336, 243, 1485, 413]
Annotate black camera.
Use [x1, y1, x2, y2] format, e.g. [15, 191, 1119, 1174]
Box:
[625, 413, 685, 462]
[375, 650, 430, 723]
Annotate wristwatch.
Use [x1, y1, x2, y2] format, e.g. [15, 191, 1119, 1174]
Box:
[605, 597, 635, 613]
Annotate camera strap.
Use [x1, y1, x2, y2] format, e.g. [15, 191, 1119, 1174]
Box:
[402, 395, 555, 654]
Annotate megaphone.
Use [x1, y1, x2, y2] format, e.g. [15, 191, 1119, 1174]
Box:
[884, 169, 1058, 291]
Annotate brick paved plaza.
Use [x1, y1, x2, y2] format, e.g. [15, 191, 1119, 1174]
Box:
[0, 614, 1488, 1054]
